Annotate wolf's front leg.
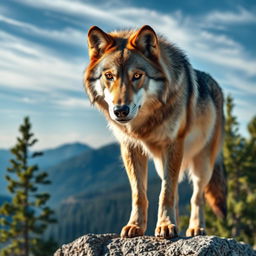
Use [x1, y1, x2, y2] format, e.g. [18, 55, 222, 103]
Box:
[153, 141, 183, 238]
[120, 142, 148, 238]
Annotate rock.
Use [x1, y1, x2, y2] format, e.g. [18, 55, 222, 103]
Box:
[54, 233, 256, 256]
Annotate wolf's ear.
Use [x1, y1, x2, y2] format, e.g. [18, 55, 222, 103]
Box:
[130, 25, 159, 59]
[87, 26, 114, 59]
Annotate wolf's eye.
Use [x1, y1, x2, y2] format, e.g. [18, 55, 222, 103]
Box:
[133, 73, 142, 81]
[105, 73, 114, 81]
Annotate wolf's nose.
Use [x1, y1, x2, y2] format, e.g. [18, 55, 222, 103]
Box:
[113, 105, 130, 118]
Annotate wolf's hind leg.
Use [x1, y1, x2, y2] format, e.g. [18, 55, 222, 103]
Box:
[120, 142, 148, 238]
[186, 151, 213, 236]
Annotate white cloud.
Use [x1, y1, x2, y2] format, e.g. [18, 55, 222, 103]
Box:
[14, 0, 131, 26]
[21, 97, 36, 104]
[191, 46, 256, 77]
[205, 7, 256, 24]
[55, 97, 91, 109]
[0, 14, 85, 45]
[15, 0, 256, 78]
[6, 1, 256, 78]
[222, 74, 256, 94]
[199, 31, 240, 48]
[0, 30, 84, 93]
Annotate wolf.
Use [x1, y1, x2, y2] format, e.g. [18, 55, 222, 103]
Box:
[84, 25, 227, 238]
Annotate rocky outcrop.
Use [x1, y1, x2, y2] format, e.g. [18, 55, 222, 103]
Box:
[54, 233, 256, 256]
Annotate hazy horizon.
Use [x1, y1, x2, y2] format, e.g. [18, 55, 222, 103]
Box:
[0, 139, 116, 151]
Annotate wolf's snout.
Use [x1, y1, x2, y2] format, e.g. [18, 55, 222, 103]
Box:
[113, 105, 130, 118]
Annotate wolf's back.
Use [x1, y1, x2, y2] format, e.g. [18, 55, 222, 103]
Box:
[195, 70, 224, 112]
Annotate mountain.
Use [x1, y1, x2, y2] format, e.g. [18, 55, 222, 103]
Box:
[0, 142, 91, 195]
[31, 142, 91, 169]
[45, 143, 163, 205]
[45, 143, 124, 205]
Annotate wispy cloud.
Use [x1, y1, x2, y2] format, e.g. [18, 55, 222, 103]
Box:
[56, 97, 91, 109]
[0, 14, 84, 45]
[0, 30, 84, 93]
[223, 74, 256, 94]
[205, 7, 256, 25]
[13, 0, 256, 78]
[13, 0, 131, 26]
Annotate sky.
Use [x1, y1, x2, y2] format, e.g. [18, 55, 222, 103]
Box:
[0, 0, 255, 150]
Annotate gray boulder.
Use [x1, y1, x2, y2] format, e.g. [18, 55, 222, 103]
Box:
[54, 233, 256, 256]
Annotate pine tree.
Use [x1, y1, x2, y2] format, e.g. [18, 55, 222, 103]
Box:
[224, 95, 246, 238]
[0, 117, 56, 256]
[205, 95, 256, 246]
[242, 116, 256, 245]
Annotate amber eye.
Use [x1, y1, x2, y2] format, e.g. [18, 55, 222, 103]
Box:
[105, 73, 114, 81]
[133, 73, 142, 81]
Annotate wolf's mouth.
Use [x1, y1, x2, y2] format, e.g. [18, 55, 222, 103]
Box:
[115, 118, 131, 124]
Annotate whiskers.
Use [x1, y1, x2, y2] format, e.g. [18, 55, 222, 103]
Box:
[131, 104, 137, 113]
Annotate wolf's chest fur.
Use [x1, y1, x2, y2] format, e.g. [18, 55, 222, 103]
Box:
[109, 96, 216, 169]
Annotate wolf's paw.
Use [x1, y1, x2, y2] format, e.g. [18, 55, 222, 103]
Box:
[186, 227, 206, 237]
[120, 224, 145, 238]
[155, 224, 178, 238]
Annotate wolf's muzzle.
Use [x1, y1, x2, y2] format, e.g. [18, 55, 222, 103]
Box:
[113, 105, 130, 118]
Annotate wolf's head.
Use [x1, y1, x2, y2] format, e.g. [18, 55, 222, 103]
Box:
[84, 25, 171, 125]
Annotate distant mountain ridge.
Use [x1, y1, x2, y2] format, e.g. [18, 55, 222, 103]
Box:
[45, 143, 123, 205]
[0, 142, 91, 195]
[44, 143, 168, 206]
[32, 142, 92, 169]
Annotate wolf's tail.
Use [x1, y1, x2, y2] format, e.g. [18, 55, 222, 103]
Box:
[204, 157, 227, 218]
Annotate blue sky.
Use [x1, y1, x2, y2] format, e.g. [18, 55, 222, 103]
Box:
[0, 0, 255, 149]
